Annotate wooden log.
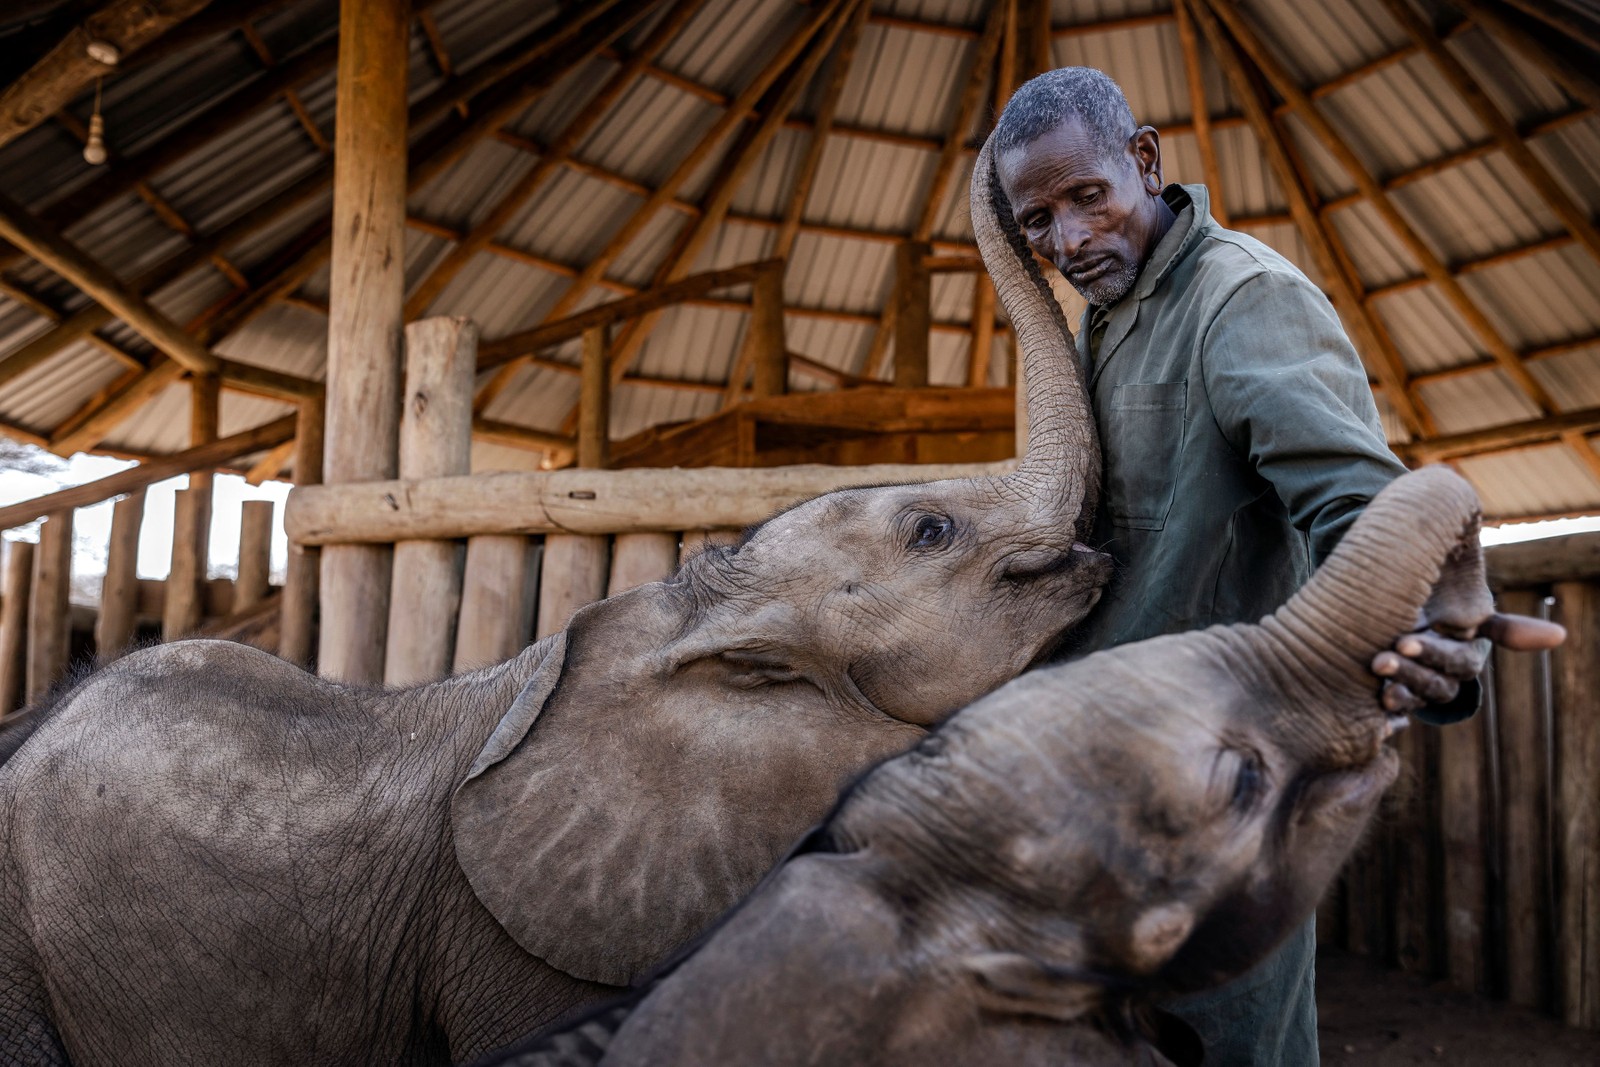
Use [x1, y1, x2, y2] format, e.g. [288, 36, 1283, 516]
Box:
[454, 536, 530, 669]
[893, 240, 932, 388]
[1494, 587, 1552, 1011]
[279, 396, 324, 667]
[0, 542, 34, 714]
[0, 415, 296, 531]
[535, 534, 609, 640]
[318, 0, 411, 684]
[578, 325, 610, 471]
[26, 512, 72, 704]
[678, 528, 742, 566]
[1488, 532, 1600, 588]
[608, 532, 680, 594]
[748, 262, 788, 398]
[0, 0, 212, 151]
[386, 317, 477, 685]
[287, 461, 1009, 545]
[1439, 705, 1490, 993]
[1390, 715, 1436, 974]
[163, 490, 205, 639]
[185, 374, 220, 622]
[96, 491, 145, 662]
[234, 500, 274, 613]
[1553, 579, 1600, 1028]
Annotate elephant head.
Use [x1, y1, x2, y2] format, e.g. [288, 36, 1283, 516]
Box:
[450, 135, 1109, 988]
[519, 466, 1532, 1066]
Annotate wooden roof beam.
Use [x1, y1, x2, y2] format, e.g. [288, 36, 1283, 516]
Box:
[1175, 0, 1229, 226]
[0, 0, 213, 152]
[1401, 405, 1600, 463]
[1189, 0, 1429, 438]
[1205, 0, 1559, 418]
[1378, 0, 1600, 267]
[1452, 0, 1600, 115]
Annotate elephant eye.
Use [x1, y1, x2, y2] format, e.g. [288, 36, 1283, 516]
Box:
[1231, 752, 1266, 811]
[909, 514, 954, 550]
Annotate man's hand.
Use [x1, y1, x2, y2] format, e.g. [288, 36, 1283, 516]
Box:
[1372, 612, 1567, 714]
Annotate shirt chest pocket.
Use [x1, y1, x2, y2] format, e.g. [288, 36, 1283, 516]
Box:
[1105, 381, 1187, 531]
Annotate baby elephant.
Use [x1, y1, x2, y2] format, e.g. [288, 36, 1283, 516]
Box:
[486, 466, 1564, 1067]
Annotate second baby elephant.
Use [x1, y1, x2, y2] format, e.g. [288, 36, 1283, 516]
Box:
[0, 122, 1106, 1066]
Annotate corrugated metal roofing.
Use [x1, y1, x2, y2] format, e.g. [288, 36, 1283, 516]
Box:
[0, 0, 1598, 519]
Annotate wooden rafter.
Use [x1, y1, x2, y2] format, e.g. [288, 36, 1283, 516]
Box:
[1207, 0, 1558, 416]
[0, 0, 213, 151]
[1379, 0, 1600, 268]
[581, 0, 862, 415]
[1174, 0, 1229, 226]
[474, 0, 855, 416]
[864, 0, 1009, 380]
[1493, 0, 1600, 55]
[1188, 0, 1428, 437]
[968, 0, 1018, 391]
[1452, 0, 1600, 114]
[404, 0, 708, 322]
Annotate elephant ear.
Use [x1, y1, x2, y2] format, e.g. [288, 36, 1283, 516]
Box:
[450, 585, 923, 987]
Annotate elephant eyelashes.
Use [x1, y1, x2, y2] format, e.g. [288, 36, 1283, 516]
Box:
[1230, 751, 1266, 811]
[908, 514, 955, 550]
[718, 649, 807, 688]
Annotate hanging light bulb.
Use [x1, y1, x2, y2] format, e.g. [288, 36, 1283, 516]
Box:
[83, 77, 107, 165]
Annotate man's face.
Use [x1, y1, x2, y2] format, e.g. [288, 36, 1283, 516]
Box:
[996, 117, 1168, 306]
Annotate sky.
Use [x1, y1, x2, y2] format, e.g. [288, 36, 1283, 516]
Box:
[0, 440, 1597, 605]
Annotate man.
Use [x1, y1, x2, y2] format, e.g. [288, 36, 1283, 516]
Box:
[990, 67, 1555, 1065]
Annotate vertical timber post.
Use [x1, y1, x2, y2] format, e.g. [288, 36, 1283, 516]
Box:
[749, 261, 788, 398]
[1554, 580, 1600, 1028]
[578, 324, 610, 471]
[235, 500, 275, 613]
[26, 512, 71, 703]
[608, 533, 680, 595]
[1439, 705, 1489, 993]
[164, 489, 204, 638]
[0, 541, 33, 713]
[280, 395, 324, 667]
[893, 240, 931, 388]
[387, 317, 476, 684]
[97, 491, 144, 661]
[319, 0, 411, 682]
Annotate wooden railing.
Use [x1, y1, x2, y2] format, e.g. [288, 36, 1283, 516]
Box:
[1321, 532, 1600, 1030]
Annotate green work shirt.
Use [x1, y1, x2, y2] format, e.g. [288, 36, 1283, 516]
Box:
[1072, 183, 1408, 654]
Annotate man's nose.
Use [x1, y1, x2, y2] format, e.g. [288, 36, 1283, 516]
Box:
[1053, 214, 1090, 263]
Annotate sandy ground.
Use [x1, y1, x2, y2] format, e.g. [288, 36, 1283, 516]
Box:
[1317, 949, 1600, 1065]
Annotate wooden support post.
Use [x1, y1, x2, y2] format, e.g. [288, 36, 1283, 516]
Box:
[578, 325, 610, 471]
[534, 535, 609, 639]
[0, 542, 33, 713]
[1553, 580, 1600, 1028]
[386, 317, 477, 685]
[318, 0, 411, 683]
[1439, 708, 1490, 993]
[26, 513, 71, 704]
[163, 489, 204, 639]
[454, 536, 530, 669]
[894, 241, 932, 388]
[96, 491, 144, 662]
[749, 262, 788, 398]
[1173, 0, 1229, 225]
[1495, 587, 1552, 1011]
[280, 396, 324, 667]
[235, 500, 275, 613]
[1390, 719, 1436, 975]
[608, 533, 680, 595]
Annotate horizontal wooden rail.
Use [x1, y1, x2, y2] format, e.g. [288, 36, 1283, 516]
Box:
[0, 415, 296, 530]
[285, 461, 1009, 544]
[1401, 406, 1600, 462]
[478, 259, 781, 368]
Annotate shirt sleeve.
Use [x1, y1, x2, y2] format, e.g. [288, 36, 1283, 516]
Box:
[1201, 268, 1408, 565]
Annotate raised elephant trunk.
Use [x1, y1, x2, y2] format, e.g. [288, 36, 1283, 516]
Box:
[1255, 466, 1494, 746]
[970, 135, 1100, 538]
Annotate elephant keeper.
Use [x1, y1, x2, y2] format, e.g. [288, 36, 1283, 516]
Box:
[989, 67, 1535, 1065]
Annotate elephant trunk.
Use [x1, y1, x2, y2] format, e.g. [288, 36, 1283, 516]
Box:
[970, 136, 1100, 539]
[1256, 466, 1493, 709]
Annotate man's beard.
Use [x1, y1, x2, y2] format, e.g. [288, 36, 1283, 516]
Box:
[1068, 259, 1139, 306]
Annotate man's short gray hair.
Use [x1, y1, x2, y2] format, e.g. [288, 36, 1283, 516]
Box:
[992, 67, 1137, 164]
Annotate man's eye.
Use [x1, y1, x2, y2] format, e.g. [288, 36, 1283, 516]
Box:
[1023, 213, 1048, 232]
[909, 515, 953, 549]
[1076, 190, 1101, 206]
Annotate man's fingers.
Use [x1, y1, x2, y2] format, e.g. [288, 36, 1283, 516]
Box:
[1393, 631, 1487, 678]
[1381, 680, 1423, 714]
[1480, 612, 1566, 651]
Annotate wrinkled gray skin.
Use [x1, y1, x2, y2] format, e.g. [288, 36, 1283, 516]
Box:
[488, 464, 1498, 1067]
[0, 133, 1105, 1067]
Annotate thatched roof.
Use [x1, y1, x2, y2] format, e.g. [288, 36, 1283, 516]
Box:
[0, 0, 1598, 520]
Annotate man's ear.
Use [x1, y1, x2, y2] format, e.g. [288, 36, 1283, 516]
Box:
[962, 952, 1101, 1022]
[1131, 125, 1163, 192]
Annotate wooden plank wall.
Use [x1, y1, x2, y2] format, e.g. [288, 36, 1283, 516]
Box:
[1329, 566, 1600, 1031]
